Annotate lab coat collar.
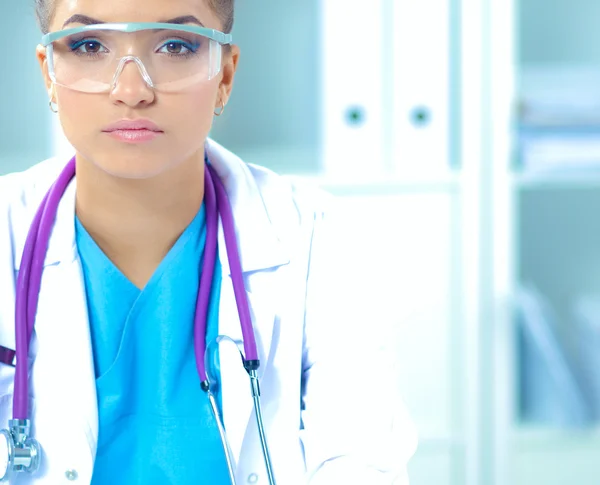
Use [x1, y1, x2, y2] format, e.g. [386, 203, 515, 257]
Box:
[204, 139, 290, 275]
[13, 138, 290, 275]
[10, 157, 78, 272]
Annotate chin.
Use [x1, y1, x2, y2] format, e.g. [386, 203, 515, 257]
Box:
[100, 165, 170, 180]
[83, 150, 185, 180]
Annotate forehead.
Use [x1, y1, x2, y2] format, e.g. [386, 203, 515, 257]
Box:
[52, 0, 220, 30]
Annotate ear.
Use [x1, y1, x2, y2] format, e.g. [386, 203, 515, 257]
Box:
[36, 44, 54, 99]
[216, 44, 240, 108]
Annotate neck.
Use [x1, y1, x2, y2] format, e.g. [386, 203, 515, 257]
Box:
[75, 153, 205, 288]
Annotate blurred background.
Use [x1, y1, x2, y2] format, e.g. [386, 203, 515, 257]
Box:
[3, 0, 600, 483]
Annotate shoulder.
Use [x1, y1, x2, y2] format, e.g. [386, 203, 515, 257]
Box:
[249, 163, 333, 229]
[0, 156, 67, 215]
[0, 157, 67, 268]
[206, 138, 334, 229]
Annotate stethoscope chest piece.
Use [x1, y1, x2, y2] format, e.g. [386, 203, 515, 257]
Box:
[0, 420, 40, 481]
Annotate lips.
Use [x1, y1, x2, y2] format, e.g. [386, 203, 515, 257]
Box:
[102, 119, 163, 133]
[102, 118, 164, 144]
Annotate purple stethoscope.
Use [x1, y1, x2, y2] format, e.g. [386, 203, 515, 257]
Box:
[0, 156, 277, 484]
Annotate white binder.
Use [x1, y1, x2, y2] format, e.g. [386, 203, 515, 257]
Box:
[320, 0, 385, 178]
[393, 0, 451, 175]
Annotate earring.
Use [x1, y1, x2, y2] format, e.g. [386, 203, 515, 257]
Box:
[214, 99, 226, 117]
[49, 99, 58, 114]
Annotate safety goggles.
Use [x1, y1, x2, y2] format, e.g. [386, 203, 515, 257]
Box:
[41, 22, 233, 93]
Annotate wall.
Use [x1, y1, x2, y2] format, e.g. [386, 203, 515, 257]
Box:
[519, 0, 600, 65]
[0, 1, 52, 175]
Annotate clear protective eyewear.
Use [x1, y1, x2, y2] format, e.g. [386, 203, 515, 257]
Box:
[40, 22, 233, 93]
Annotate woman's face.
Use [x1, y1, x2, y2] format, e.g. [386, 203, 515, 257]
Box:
[36, 0, 239, 179]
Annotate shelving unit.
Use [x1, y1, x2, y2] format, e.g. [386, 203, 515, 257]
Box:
[498, 0, 600, 482]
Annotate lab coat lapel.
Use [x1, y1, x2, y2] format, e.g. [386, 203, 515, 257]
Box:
[204, 139, 289, 275]
[29, 179, 98, 466]
[217, 277, 276, 465]
[32, 258, 98, 455]
[207, 140, 290, 466]
[214, 168, 285, 465]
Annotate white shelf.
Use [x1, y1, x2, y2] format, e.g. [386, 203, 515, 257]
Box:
[296, 172, 461, 196]
[229, 145, 462, 193]
[511, 170, 600, 188]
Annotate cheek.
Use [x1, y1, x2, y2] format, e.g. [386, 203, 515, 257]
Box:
[55, 90, 98, 144]
[178, 88, 219, 127]
[165, 87, 219, 144]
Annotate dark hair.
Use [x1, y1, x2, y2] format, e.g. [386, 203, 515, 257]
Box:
[207, 0, 235, 34]
[34, 0, 55, 35]
[34, 0, 235, 34]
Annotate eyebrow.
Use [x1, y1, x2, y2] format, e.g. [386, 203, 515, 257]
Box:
[161, 16, 205, 26]
[62, 14, 205, 28]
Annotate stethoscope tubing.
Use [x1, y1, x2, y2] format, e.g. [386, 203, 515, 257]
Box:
[205, 336, 276, 485]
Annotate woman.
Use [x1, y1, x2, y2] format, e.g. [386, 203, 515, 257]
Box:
[0, 0, 416, 483]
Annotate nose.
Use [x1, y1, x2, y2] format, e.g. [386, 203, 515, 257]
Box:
[109, 56, 156, 107]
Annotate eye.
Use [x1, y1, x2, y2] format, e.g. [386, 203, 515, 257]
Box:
[70, 39, 107, 54]
[158, 40, 200, 56]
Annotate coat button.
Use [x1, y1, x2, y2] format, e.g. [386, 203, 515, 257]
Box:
[247, 473, 259, 483]
[65, 469, 78, 481]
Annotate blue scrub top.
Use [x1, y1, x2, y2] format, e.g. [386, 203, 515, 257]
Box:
[75, 205, 230, 484]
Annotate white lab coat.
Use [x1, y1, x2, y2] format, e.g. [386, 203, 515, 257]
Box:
[0, 139, 417, 484]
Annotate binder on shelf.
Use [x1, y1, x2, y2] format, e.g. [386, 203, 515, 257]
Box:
[518, 126, 600, 174]
[320, 0, 385, 177]
[515, 284, 592, 427]
[572, 296, 600, 422]
[517, 66, 600, 173]
[392, 0, 451, 176]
